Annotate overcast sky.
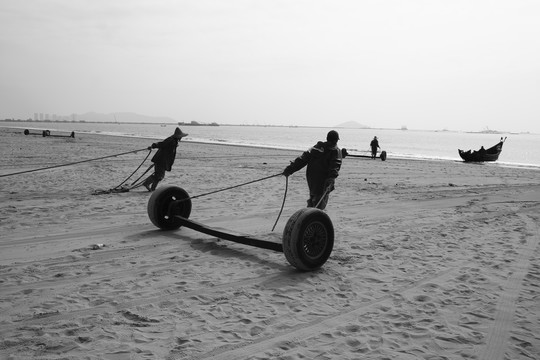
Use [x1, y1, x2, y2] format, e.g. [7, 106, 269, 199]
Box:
[1, 0, 539, 133]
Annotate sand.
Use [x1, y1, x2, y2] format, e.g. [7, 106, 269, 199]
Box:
[0, 126, 539, 360]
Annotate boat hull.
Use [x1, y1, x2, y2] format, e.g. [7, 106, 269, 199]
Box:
[458, 138, 505, 162]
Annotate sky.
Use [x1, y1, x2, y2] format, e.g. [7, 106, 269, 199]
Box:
[1, 0, 539, 133]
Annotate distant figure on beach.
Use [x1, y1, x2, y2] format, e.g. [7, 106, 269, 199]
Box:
[370, 136, 380, 159]
[142, 127, 188, 192]
[282, 130, 342, 210]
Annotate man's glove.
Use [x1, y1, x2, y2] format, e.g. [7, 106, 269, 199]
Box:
[341, 148, 348, 158]
[151, 143, 158, 149]
[147, 146, 152, 150]
[282, 166, 293, 177]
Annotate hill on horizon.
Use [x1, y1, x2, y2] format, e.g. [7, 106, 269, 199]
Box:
[63, 112, 376, 129]
[335, 121, 370, 129]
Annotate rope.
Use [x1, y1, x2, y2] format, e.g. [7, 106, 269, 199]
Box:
[271, 175, 288, 232]
[183, 173, 285, 231]
[0, 148, 149, 178]
[187, 173, 282, 201]
[315, 186, 332, 209]
[183, 154, 294, 160]
[128, 164, 155, 189]
[92, 158, 154, 195]
[112, 150, 152, 190]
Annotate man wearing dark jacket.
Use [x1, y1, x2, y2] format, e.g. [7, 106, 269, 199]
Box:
[142, 127, 188, 191]
[282, 130, 342, 210]
[370, 136, 380, 159]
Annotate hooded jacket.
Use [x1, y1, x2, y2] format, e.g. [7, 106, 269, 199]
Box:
[151, 135, 179, 171]
[285, 141, 342, 194]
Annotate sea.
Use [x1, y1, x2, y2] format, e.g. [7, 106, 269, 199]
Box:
[2, 121, 540, 169]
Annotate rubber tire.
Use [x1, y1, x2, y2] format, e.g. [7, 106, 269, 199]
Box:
[147, 186, 192, 230]
[380, 151, 387, 161]
[282, 208, 334, 271]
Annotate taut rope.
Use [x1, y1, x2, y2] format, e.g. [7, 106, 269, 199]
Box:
[188, 173, 282, 201]
[0, 148, 149, 178]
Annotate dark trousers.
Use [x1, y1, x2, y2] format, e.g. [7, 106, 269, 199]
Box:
[307, 191, 329, 210]
[143, 163, 166, 191]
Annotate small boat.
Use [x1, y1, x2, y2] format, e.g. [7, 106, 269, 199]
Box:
[458, 137, 506, 162]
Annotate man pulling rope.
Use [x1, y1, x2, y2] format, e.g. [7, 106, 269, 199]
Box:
[142, 127, 188, 192]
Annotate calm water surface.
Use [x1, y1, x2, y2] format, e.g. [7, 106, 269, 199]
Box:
[3, 122, 539, 169]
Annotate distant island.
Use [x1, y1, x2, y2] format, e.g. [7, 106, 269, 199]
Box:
[178, 121, 219, 127]
[334, 121, 370, 129]
[474, 127, 504, 134]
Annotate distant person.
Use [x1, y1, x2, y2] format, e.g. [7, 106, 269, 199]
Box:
[282, 130, 343, 210]
[370, 136, 380, 159]
[142, 127, 188, 191]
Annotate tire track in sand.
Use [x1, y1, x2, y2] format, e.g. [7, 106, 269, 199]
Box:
[193, 260, 471, 360]
[476, 214, 540, 360]
[0, 269, 288, 335]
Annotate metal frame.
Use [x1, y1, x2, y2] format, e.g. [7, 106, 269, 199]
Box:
[173, 214, 283, 252]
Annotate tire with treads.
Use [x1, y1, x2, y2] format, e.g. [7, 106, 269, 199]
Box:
[282, 208, 334, 271]
[147, 186, 191, 230]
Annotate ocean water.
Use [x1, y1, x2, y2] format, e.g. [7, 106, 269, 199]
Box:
[3, 121, 540, 169]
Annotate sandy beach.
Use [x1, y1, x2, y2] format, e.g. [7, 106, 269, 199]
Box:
[1, 126, 539, 360]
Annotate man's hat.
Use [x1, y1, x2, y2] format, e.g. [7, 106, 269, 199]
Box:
[327, 130, 340, 142]
[174, 127, 188, 138]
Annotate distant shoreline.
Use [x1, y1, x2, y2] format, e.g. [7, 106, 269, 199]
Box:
[0, 119, 339, 129]
[2, 119, 533, 134]
[3, 125, 539, 172]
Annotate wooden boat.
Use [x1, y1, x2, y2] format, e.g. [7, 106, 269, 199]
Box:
[458, 137, 506, 162]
